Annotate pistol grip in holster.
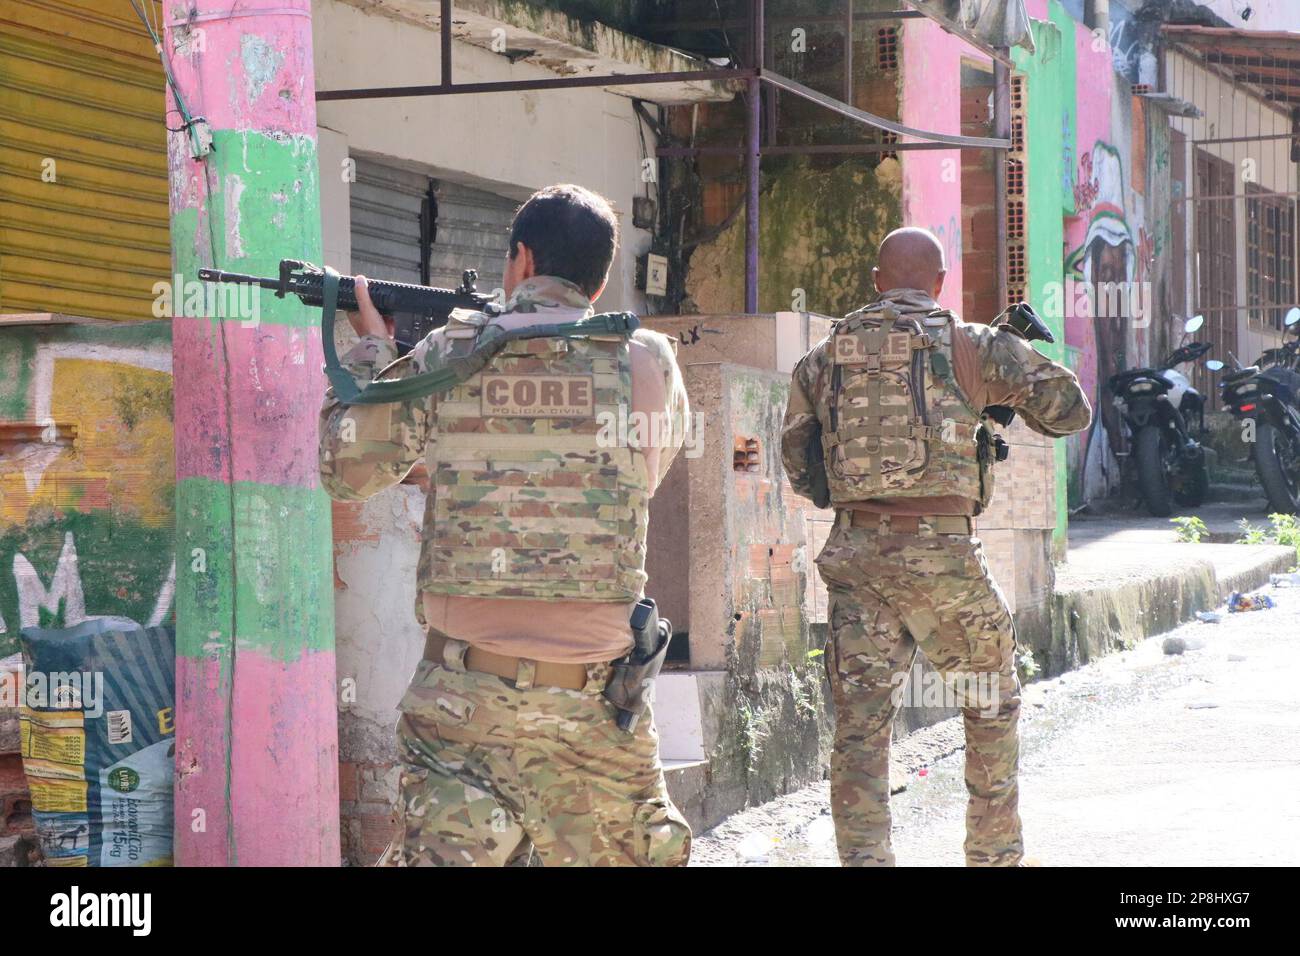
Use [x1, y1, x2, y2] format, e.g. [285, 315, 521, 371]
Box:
[977, 423, 1011, 464]
[606, 599, 673, 734]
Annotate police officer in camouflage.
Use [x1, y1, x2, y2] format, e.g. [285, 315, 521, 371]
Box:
[780, 227, 1091, 866]
[320, 184, 692, 866]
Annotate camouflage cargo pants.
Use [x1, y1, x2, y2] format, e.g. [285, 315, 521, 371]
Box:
[815, 513, 1023, 867]
[384, 648, 691, 867]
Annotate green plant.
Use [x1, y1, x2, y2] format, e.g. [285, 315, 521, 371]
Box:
[787, 652, 825, 720]
[1016, 647, 1040, 683]
[736, 698, 771, 776]
[1171, 515, 1209, 543]
[1236, 513, 1300, 567]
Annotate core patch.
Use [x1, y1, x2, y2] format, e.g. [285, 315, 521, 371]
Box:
[480, 374, 596, 417]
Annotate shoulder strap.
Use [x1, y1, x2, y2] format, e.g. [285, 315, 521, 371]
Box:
[321, 266, 362, 403]
[321, 264, 639, 406]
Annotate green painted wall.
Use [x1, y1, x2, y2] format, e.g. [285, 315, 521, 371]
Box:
[1014, 8, 1074, 553]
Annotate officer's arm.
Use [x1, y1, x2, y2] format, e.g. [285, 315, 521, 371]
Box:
[966, 324, 1092, 438]
[780, 350, 825, 500]
[318, 335, 435, 501]
[635, 330, 691, 490]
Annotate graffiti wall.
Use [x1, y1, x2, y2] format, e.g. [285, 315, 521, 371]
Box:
[0, 321, 174, 656]
[1061, 16, 1152, 505]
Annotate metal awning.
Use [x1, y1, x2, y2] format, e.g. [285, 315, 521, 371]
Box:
[1163, 25, 1300, 109]
[904, 0, 1035, 64]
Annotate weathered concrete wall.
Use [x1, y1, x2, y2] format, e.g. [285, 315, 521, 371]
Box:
[331, 488, 426, 864]
[684, 157, 902, 316]
[0, 321, 175, 657]
[649, 361, 832, 828]
[1046, 543, 1295, 675]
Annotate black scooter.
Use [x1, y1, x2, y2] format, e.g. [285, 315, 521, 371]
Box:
[1108, 315, 1215, 517]
[1218, 307, 1300, 514]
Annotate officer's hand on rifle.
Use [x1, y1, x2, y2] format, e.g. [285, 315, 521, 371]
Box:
[346, 275, 396, 340]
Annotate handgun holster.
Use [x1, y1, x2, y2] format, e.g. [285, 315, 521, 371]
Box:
[605, 621, 672, 734]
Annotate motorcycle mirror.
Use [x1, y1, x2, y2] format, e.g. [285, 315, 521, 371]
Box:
[1184, 314, 1205, 334]
[1285, 307, 1300, 328]
[1205, 359, 1225, 371]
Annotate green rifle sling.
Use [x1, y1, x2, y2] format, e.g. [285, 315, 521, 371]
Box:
[319, 265, 640, 406]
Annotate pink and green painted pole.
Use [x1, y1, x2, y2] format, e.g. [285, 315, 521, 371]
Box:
[164, 0, 339, 865]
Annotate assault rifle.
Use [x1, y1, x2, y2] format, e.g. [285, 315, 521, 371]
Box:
[197, 259, 496, 356]
[201, 258, 635, 406]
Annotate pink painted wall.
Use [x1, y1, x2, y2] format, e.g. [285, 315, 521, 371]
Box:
[900, 19, 983, 315]
[1063, 19, 1149, 502]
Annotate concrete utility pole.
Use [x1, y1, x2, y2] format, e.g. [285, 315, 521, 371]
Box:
[164, 0, 339, 865]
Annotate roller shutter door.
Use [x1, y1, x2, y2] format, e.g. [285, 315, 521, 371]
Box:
[425, 179, 517, 295]
[0, 0, 170, 320]
[349, 157, 516, 296]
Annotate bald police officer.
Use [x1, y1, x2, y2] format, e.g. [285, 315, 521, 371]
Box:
[781, 227, 1091, 866]
[320, 184, 692, 866]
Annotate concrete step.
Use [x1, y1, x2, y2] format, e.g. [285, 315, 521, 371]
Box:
[1043, 537, 1295, 676]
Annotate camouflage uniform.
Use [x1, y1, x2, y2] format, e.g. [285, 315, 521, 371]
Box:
[780, 289, 1091, 867]
[320, 276, 691, 867]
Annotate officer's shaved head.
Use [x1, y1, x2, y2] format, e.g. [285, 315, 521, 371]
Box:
[873, 227, 947, 297]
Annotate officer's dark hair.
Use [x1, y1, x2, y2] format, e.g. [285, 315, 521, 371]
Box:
[508, 184, 619, 299]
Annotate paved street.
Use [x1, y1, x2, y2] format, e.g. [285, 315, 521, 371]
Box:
[692, 576, 1300, 866]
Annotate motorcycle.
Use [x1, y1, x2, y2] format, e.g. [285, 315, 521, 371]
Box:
[1107, 315, 1215, 517]
[1217, 306, 1300, 514]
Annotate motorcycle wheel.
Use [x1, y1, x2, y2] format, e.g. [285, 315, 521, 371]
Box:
[1254, 423, 1300, 514]
[1136, 425, 1174, 517]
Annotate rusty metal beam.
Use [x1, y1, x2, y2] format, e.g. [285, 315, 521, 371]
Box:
[656, 142, 986, 157]
[760, 69, 1011, 149]
[745, 0, 763, 313]
[316, 67, 752, 100]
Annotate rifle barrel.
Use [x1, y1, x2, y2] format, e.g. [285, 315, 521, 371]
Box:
[197, 268, 282, 292]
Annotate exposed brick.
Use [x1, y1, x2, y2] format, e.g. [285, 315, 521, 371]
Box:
[359, 762, 400, 805]
[0, 753, 27, 796]
[2, 791, 33, 836]
[962, 176, 997, 207]
[0, 710, 18, 755]
[970, 207, 998, 242]
[338, 760, 360, 803]
[358, 807, 399, 859]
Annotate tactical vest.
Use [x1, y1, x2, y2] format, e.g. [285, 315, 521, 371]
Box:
[425, 313, 650, 601]
[821, 302, 993, 508]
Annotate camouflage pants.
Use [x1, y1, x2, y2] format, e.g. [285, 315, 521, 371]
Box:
[385, 650, 691, 867]
[815, 514, 1023, 867]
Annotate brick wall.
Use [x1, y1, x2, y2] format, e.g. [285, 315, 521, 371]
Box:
[1, 657, 38, 866]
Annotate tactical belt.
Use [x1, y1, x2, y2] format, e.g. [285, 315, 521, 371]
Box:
[423, 630, 593, 691]
[846, 512, 973, 536]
